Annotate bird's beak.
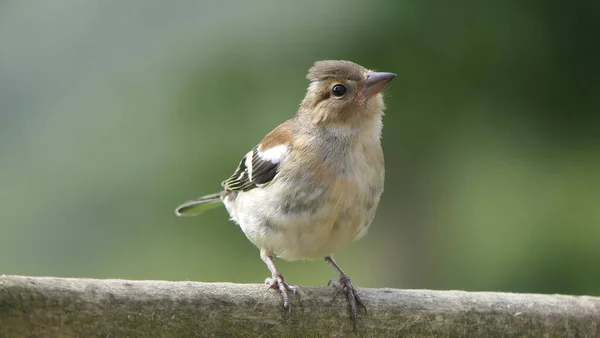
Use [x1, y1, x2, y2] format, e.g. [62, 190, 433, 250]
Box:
[364, 72, 396, 98]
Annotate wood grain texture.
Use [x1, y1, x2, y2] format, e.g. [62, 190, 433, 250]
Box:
[0, 275, 598, 337]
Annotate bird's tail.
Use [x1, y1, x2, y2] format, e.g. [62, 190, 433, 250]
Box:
[175, 192, 223, 216]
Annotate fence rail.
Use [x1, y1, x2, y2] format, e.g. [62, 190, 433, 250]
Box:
[0, 275, 598, 337]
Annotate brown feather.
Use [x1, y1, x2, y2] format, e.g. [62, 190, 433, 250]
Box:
[307, 60, 367, 82]
[258, 120, 294, 151]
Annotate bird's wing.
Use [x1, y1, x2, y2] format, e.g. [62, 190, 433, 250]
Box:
[222, 122, 292, 192]
[222, 145, 287, 191]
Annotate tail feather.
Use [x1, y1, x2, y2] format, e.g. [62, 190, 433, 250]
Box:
[175, 192, 223, 216]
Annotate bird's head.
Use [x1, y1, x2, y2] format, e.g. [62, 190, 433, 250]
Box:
[297, 60, 396, 127]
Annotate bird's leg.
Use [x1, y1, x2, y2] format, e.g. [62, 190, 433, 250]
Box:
[325, 256, 366, 325]
[262, 254, 300, 310]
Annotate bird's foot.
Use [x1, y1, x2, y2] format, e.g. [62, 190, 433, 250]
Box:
[265, 273, 300, 310]
[328, 274, 367, 326]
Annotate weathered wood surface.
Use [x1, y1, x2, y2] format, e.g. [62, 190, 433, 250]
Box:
[0, 275, 598, 337]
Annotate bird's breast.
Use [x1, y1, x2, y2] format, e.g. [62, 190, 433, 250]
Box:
[226, 138, 384, 261]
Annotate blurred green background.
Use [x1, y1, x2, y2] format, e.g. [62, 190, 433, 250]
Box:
[1, 1, 599, 296]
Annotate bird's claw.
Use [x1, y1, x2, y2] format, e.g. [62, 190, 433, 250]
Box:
[328, 274, 367, 326]
[265, 274, 300, 310]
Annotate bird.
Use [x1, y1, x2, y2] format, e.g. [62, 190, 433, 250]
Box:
[175, 60, 395, 325]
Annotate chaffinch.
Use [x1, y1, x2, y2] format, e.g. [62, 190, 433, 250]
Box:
[175, 60, 395, 325]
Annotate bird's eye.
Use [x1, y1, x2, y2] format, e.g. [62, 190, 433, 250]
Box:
[331, 84, 347, 97]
